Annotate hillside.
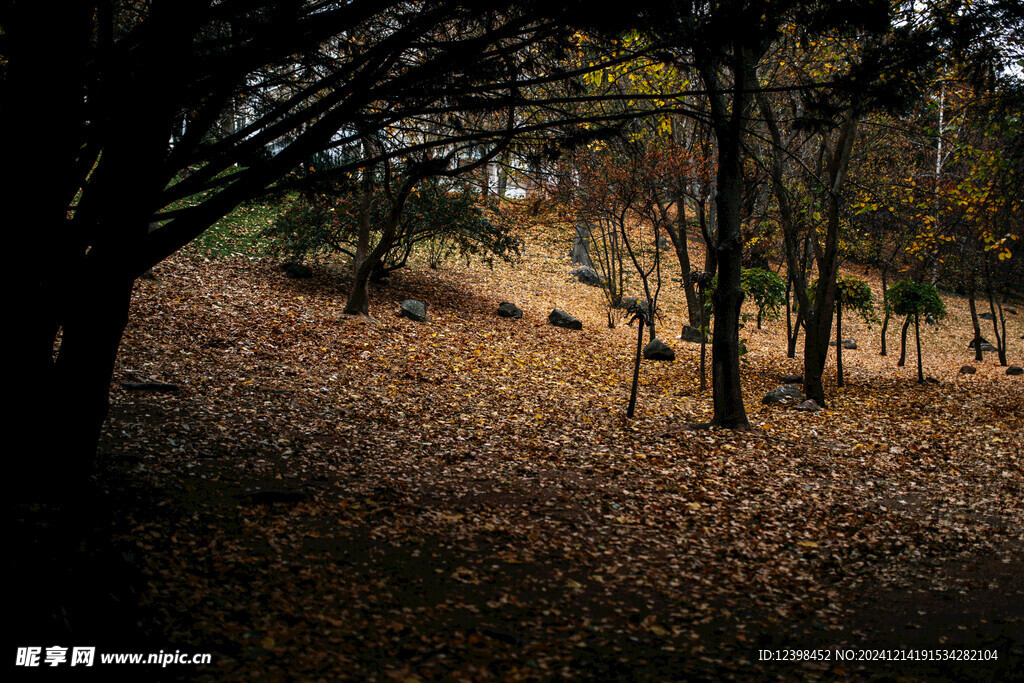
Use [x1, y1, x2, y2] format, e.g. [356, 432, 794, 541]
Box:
[77, 224, 1024, 680]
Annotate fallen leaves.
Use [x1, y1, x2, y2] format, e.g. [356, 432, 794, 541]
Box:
[95, 231, 1024, 681]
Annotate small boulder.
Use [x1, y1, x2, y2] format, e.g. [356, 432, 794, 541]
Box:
[400, 299, 427, 322]
[960, 365, 977, 374]
[979, 311, 996, 321]
[548, 309, 582, 330]
[762, 384, 804, 405]
[681, 325, 705, 344]
[829, 339, 857, 350]
[793, 399, 822, 412]
[496, 302, 523, 319]
[780, 373, 803, 384]
[968, 337, 990, 348]
[642, 339, 675, 361]
[1008, 366, 1023, 376]
[282, 261, 313, 279]
[926, 376, 940, 385]
[1005, 308, 1017, 315]
[980, 342, 998, 352]
[571, 266, 603, 287]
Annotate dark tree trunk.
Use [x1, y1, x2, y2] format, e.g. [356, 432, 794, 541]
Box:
[898, 315, 911, 367]
[879, 266, 889, 356]
[665, 210, 701, 326]
[836, 298, 844, 388]
[914, 313, 924, 383]
[985, 276, 1007, 366]
[627, 318, 644, 418]
[699, 49, 753, 429]
[968, 286, 983, 361]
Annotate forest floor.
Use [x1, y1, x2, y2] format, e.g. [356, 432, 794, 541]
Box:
[17, 223, 1024, 681]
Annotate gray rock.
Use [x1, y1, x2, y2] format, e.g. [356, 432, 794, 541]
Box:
[968, 337, 990, 348]
[400, 299, 427, 322]
[681, 325, 705, 344]
[979, 311, 996, 321]
[762, 384, 805, 405]
[780, 373, 803, 384]
[926, 376, 940, 385]
[1005, 308, 1017, 315]
[829, 339, 858, 350]
[657, 236, 669, 250]
[980, 342, 998, 352]
[1008, 366, 1023, 376]
[282, 261, 313, 279]
[642, 339, 675, 361]
[571, 266, 603, 287]
[793, 399, 822, 412]
[548, 309, 582, 330]
[960, 365, 977, 374]
[496, 302, 523, 319]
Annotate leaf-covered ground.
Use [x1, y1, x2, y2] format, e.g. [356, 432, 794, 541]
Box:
[89, 228, 1023, 681]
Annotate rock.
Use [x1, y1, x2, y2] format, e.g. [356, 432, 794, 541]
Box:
[793, 399, 822, 412]
[968, 336, 990, 348]
[829, 339, 857, 350]
[571, 266, 603, 287]
[657, 236, 669, 250]
[980, 342, 998, 352]
[620, 298, 651, 319]
[979, 311, 995, 321]
[1008, 366, 1023, 376]
[496, 302, 523, 319]
[121, 382, 180, 393]
[960, 365, 977, 374]
[139, 270, 158, 281]
[739, 342, 748, 355]
[642, 339, 675, 361]
[681, 325, 705, 344]
[762, 384, 804, 405]
[780, 373, 803, 384]
[282, 261, 313, 279]
[400, 299, 427, 322]
[548, 309, 582, 330]
[1005, 308, 1017, 315]
[926, 376, 940, 385]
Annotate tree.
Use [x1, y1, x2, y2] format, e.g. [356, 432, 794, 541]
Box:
[3, 0, 670, 485]
[832, 275, 877, 387]
[887, 279, 946, 384]
[741, 267, 786, 329]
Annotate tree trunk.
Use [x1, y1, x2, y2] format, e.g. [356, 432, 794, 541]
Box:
[898, 315, 911, 367]
[700, 50, 752, 429]
[664, 199, 701, 326]
[627, 318, 644, 418]
[914, 313, 924, 383]
[836, 298, 844, 388]
[879, 266, 889, 356]
[985, 277, 1007, 366]
[968, 286, 983, 361]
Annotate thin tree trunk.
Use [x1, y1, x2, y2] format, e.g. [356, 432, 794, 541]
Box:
[898, 315, 911, 367]
[914, 313, 924, 383]
[968, 285, 983, 361]
[880, 267, 889, 356]
[627, 318, 644, 418]
[836, 298, 844, 388]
